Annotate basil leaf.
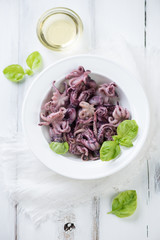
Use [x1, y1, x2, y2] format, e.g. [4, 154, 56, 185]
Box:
[112, 135, 120, 143]
[100, 141, 121, 161]
[26, 51, 42, 70]
[113, 135, 133, 147]
[108, 190, 137, 218]
[49, 142, 69, 154]
[117, 120, 138, 141]
[3, 64, 25, 82]
[25, 69, 34, 76]
[119, 138, 133, 147]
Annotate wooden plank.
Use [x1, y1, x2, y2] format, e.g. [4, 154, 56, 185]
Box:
[98, 162, 149, 239]
[0, 0, 19, 239]
[14, 0, 151, 239]
[17, 0, 94, 239]
[17, 211, 59, 240]
[94, 0, 148, 239]
[92, 197, 100, 240]
[147, 0, 160, 48]
[17, 201, 93, 240]
[147, 150, 160, 238]
[0, 0, 19, 137]
[95, 0, 144, 47]
[17, 0, 93, 133]
[146, 1, 160, 239]
[73, 201, 93, 240]
[0, 178, 16, 240]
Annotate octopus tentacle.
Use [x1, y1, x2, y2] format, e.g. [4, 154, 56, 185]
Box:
[76, 128, 100, 151]
[66, 66, 85, 79]
[51, 81, 69, 110]
[44, 101, 55, 112]
[67, 84, 84, 107]
[97, 124, 116, 144]
[99, 82, 117, 97]
[65, 108, 76, 124]
[108, 105, 130, 126]
[78, 88, 95, 102]
[89, 96, 103, 106]
[93, 112, 98, 137]
[85, 77, 97, 89]
[89, 150, 100, 160]
[66, 66, 91, 87]
[39, 107, 66, 126]
[54, 120, 71, 133]
[96, 106, 108, 122]
[98, 82, 117, 103]
[49, 127, 63, 142]
[74, 117, 93, 132]
[76, 145, 89, 161]
[74, 128, 86, 136]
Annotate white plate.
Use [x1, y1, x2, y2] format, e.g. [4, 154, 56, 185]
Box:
[22, 55, 150, 180]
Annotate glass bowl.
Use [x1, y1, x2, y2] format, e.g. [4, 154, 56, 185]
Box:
[37, 7, 83, 51]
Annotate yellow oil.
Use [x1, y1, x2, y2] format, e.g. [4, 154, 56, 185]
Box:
[42, 13, 77, 47]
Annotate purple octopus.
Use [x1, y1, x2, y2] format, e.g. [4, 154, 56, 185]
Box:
[39, 66, 130, 161]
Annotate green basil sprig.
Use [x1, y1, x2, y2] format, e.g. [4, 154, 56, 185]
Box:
[3, 64, 25, 82]
[100, 141, 121, 161]
[100, 120, 138, 161]
[108, 190, 137, 218]
[49, 142, 69, 155]
[113, 120, 138, 147]
[26, 51, 42, 71]
[3, 51, 42, 83]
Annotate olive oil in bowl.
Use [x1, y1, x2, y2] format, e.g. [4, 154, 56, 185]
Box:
[37, 8, 83, 51]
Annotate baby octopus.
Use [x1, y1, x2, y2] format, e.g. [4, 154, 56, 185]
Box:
[66, 66, 91, 87]
[39, 66, 130, 161]
[108, 104, 130, 126]
[79, 101, 95, 120]
[39, 107, 66, 126]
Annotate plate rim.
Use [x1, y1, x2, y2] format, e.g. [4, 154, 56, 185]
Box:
[22, 54, 150, 180]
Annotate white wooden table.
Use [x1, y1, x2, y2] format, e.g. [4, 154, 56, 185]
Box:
[0, 0, 160, 239]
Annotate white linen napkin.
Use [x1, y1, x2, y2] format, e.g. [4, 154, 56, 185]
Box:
[0, 37, 159, 225]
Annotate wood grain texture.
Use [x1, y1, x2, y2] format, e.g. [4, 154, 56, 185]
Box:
[145, 1, 160, 239]
[154, 162, 160, 193]
[95, 0, 145, 47]
[0, 0, 19, 239]
[0, 180, 16, 240]
[17, 0, 93, 133]
[17, 0, 94, 239]
[73, 201, 93, 240]
[147, 152, 160, 239]
[94, 1, 149, 239]
[17, 211, 59, 240]
[147, 0, 160, 48]
[98, 165, 149, 240]
[17, 202, 94, 240]
[0, 0, 19, 137]
[92, 197, 100, 240]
